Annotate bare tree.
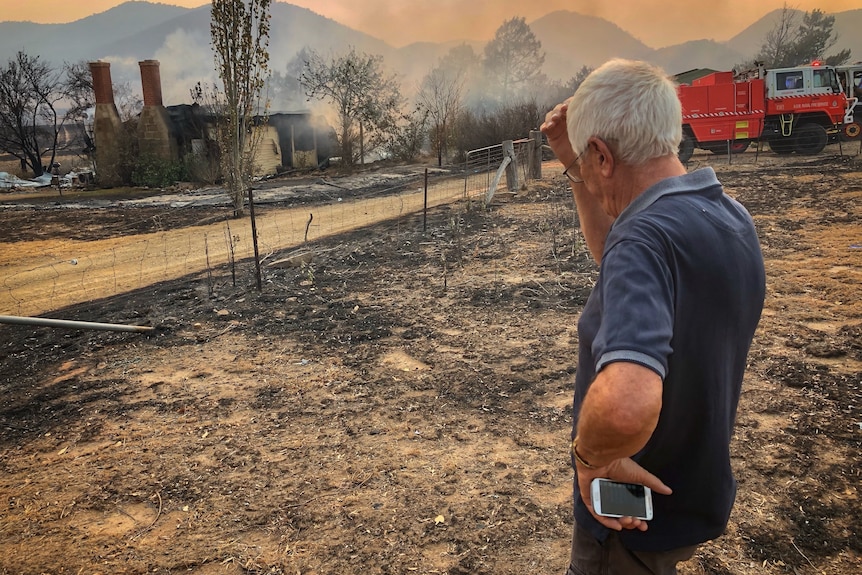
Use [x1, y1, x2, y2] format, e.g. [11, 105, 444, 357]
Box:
[210, 0, 272, 216]
[0, 52, 70, 177]
[418, 57, 466, 166]
[300, 47, 403, 166]
[64, 61, 95, 125]
[756, 5, 800, 68]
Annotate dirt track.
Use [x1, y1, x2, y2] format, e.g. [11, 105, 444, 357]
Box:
[0, 150, 860, 575]
[0, 168, 467, 317]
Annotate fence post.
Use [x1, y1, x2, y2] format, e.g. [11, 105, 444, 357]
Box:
[503, 140, 517, 191]
[529, 130, 543, 180]
[248, 187, 262, 292]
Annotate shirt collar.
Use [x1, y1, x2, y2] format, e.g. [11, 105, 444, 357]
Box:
[613, 167, 721, 228]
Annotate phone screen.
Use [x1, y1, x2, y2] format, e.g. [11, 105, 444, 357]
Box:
[596, 480, 649, 517]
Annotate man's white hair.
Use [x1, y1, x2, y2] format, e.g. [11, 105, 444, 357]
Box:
[567, 59, 682, 165]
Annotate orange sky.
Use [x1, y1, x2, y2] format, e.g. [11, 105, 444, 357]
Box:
[3, 0, 862, 48]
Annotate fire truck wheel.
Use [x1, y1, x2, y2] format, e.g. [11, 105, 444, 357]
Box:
[794, 124, 828, 155]
[729, 140, 751, 154]
[768, 138, 796, 155]
[844, 122, 861, 139]
[678, 134, 694, 163]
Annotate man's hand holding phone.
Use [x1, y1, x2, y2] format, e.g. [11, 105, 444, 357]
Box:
[575, 456, 672, 532]
[591, 478, 653, 520]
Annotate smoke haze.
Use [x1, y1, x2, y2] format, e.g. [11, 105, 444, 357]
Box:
[4, 0, 862, 48]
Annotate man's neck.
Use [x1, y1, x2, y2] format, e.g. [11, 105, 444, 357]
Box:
[608, 156, 687, 218]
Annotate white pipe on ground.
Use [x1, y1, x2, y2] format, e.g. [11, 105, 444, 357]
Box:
[0, 315, 156, 333]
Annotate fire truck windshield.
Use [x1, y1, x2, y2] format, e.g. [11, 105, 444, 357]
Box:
[812, 69, 839, 91]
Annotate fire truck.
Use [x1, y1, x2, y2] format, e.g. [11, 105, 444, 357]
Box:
[835, 63, 862, 139]
[677, 62, 854, 161]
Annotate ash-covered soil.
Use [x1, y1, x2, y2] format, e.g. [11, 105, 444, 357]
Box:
[0, 152, 860, 575]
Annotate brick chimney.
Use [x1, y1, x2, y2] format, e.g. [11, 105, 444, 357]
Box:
[89, 61, 115, 105]
[138, 60, 163, 107]
[88, 61, 123, 187]
[137, 59, 176, 162]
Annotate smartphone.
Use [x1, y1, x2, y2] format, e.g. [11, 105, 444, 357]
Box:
[590, 478, 653, 520]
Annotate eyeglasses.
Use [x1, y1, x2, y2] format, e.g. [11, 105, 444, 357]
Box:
[563, 152, 584, 184]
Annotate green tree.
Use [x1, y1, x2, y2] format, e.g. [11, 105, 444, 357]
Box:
[753, 4, 850, 68]
[383, 107, 428, 163]
[788, 9, 851, 65]
[210, 0, 272, 216]
[300, 47, 403, 166]
[440, 44, 481, 77]
[483, 17, 545, 104]
[267, 47, 314, 112]
[566, 66, 594, 95]
[0, 52, 69, 177]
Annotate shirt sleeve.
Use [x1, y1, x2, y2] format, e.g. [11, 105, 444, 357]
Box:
[593, 238, 675, 379]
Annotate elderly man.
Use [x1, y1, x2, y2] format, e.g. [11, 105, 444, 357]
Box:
[541, 59, 765, 575]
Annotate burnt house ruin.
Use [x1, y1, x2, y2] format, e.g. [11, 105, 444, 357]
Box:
[88, 60, 334, 186]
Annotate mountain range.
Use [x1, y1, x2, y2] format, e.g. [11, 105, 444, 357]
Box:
[1, 1, 860, 110]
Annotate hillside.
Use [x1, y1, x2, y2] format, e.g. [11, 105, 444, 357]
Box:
[0, 2, 859, 106]
[727, 8, 862, 65]
[0, 1, 189, 63]
[529, 11, 652, 79]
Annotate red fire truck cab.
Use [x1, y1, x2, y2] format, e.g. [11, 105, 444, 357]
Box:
[677, 62, 852, 161]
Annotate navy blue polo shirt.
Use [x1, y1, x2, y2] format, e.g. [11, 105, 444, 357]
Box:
[572, 167, 765, 552]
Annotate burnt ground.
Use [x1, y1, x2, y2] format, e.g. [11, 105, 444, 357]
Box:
[0, 164, 433, 243]
[0, 152, 860, 575]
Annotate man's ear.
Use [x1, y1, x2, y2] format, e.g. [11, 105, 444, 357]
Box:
[591, 137, 615, 178]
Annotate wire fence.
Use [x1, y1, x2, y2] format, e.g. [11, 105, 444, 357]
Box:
[2, 157, 557, 318]
[463, 138, 535, 200]
[4, 127, 860, 320]
[683, 138, 862, 167]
